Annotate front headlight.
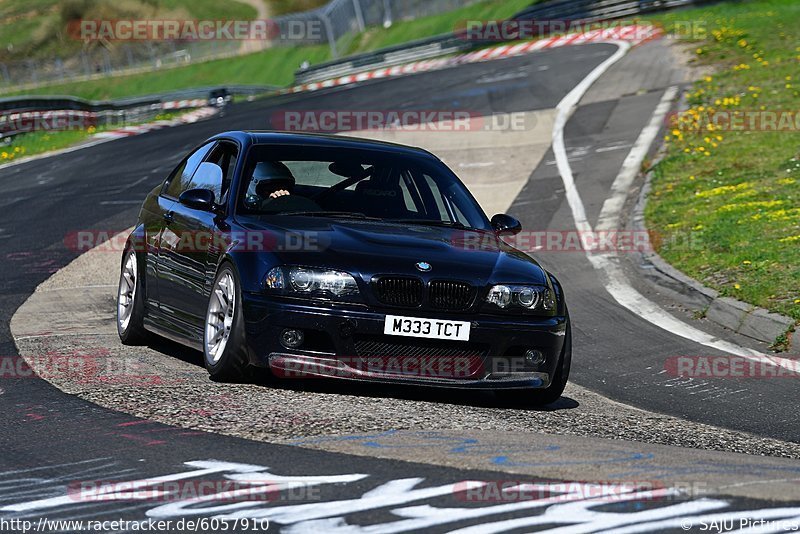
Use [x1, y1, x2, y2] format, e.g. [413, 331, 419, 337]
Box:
[265, 266, 360, 299]
[485, 284, 556, 313]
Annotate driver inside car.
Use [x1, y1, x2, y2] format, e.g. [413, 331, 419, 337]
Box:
[254, 161, 295, 200]
[244, 161, 322, 213]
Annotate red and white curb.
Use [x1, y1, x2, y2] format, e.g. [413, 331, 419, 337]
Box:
[93, 106, 220, 140]
[282, 24, 662, 95]
[161, 98, 208, 110]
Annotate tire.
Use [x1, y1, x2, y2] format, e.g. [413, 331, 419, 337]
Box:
[117, 248, 150, 345]
[497, 313, 572, 407]
[203, 263, 251, 381]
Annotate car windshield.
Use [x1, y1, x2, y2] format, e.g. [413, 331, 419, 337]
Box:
[237, 144, 491, 230]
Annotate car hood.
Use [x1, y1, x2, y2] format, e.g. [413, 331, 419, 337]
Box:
[237, 217, 548, 286]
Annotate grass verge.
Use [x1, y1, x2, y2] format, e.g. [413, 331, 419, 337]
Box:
[0, 110, 184, 164]
[647, 0, 800, 322]
[344, 0, 535, 55]
[3, 45, 330, 100]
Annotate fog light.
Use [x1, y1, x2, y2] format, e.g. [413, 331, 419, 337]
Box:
[280, 329, 304, 349]
[524, 349, 544, 366]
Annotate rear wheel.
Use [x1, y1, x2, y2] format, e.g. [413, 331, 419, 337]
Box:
[117, 248, 150, 345]
[203, 263, 251, 381]
[497, 314, 572, 407]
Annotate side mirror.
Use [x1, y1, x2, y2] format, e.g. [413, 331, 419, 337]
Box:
[179, 188, 216, 211]
[491, 213, 522, 236]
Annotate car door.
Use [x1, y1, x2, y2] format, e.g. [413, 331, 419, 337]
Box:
[157, 141, 239, 337]
[147, 141, 215, 315]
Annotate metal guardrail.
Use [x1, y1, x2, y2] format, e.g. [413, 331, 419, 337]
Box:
[294, 0, 713, 85]
[511, 0, 707, 20]
[295, 33, 469, 84]
[0, 85, 275, 141]
[0, 85, 275, 113]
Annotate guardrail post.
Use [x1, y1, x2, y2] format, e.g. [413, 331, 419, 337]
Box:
[0, 63, 9, 85]
[321, 12, 339, 58]
[80, 52, 90, 77]
[26, 60, 37, 85]
[382, 0, 392, 28]
[352, 0, 366, 32]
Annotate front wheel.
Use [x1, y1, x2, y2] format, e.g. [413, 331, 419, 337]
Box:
[496, 314, 572, 407]
[117, 248, 150, 345]
[203, 264, 251, 381]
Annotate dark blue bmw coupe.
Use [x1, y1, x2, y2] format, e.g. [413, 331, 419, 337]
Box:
[117, 131, 571, 405]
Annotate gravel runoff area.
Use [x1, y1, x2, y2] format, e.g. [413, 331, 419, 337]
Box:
[11, 234, 800, 462]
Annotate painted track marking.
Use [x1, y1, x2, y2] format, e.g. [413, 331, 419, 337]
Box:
[549, 41, 798, 371]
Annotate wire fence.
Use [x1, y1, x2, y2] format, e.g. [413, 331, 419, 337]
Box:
[0, 0, 483, 92]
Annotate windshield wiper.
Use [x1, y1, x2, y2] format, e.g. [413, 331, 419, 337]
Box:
[388, 219, 472, 230]
[277, 210, 379, 220]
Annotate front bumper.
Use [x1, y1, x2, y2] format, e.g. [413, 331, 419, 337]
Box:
[242, 293, 568, 390]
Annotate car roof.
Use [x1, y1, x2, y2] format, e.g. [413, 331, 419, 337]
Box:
[209, 130, 440, 160]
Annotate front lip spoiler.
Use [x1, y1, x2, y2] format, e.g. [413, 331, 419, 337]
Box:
[267, 353, 549, 390]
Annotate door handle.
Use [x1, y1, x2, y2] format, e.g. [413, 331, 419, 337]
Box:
[163, 211, 174, 224]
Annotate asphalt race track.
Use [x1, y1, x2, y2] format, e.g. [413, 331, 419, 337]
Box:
[1, 38, 799, 531]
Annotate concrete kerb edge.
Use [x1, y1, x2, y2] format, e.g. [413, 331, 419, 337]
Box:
[630, 88, 797, 349]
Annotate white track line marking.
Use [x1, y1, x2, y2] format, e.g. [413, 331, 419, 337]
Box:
[595, 86, 678, 231]
[552, 41, 631, 247]
[550, 41, 796, 369]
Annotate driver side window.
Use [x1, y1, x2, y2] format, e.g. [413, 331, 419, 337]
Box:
[162, 142, 215, 199]
[192, 141, 239, 204]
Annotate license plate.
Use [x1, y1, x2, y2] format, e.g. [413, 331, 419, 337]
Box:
[384, 315, 471, 341]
